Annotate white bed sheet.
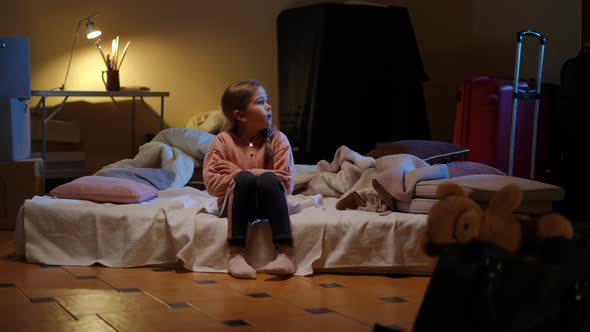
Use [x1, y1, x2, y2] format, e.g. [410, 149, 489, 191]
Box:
[15, 189, 435, 276]
[17, 187, 215, 267]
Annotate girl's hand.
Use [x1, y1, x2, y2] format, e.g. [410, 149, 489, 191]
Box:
[212, 160, 241, 175]
[273, 169, 291, 183]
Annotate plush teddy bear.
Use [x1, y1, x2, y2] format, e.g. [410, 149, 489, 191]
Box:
[423, 182, 574, 257]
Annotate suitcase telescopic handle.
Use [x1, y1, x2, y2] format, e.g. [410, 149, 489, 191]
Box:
[513, 30, 546, 97]
[509, 29, 546, 179]
[516, 30, 546, 45]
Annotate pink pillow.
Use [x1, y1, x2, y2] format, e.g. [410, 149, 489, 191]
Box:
[49, 176, 158, 203]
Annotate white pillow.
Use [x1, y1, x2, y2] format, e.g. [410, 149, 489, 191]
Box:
[185, 110, 228, 134]
[152, 128, 216, 167]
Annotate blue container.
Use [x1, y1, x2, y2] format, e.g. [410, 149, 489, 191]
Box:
[0, 37, 31, 160]
[0, 37, 31, 99]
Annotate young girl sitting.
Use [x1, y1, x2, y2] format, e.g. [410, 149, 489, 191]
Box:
[203, 79, 296, 279]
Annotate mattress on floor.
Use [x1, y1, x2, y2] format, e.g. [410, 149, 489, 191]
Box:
[15, 190, 435, 276]
[191, 197, 434, 275]
[396, 174, 564, 214]
[16, 187, 215, 268]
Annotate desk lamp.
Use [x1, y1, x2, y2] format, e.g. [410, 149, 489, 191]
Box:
[59, 13, 102, 91]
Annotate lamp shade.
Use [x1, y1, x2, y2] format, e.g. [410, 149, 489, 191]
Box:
[86, 20, 101, 39]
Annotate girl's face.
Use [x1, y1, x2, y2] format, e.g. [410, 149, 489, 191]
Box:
[238, 86, 272, 132]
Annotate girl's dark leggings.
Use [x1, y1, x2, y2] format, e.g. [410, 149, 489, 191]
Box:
[229, 170, 293, 248]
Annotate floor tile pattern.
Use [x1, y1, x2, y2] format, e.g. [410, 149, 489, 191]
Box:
[0, 230, 430, 331]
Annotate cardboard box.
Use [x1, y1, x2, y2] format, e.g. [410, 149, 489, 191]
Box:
[0, 158, 44, 230]
[31, 117, 81, 143]
[30, 151, 88, 179]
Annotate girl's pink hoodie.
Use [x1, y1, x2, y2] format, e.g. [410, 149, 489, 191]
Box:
[203, 130, 295, 215]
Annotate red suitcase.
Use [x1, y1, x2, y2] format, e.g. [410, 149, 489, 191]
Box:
[453, 30, 548, 180]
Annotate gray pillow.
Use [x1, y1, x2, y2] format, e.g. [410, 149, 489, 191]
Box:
[95, 165, 175, 190]
[446, 161, 506, 177]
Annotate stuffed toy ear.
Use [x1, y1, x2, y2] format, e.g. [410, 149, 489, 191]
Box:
[536, 213, 574, 240]
[436, 182, 465, 200]
[488, 184, 522, 215]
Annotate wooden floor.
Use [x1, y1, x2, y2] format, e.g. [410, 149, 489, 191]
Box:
[0, 231, 430, 332]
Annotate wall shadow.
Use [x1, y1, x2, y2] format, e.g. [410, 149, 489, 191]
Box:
[31, 99, 164, 174]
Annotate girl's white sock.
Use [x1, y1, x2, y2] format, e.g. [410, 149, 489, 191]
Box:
[228, 248, 256, 279]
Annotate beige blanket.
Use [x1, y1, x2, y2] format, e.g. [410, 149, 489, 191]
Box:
[296, 145, 449, 212]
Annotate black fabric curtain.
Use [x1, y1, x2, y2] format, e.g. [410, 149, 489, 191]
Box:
[278, 4, 431, 164]
[557, 49, 590, 221]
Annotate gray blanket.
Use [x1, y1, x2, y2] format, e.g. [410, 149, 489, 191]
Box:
[95, 164, 176, 190]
